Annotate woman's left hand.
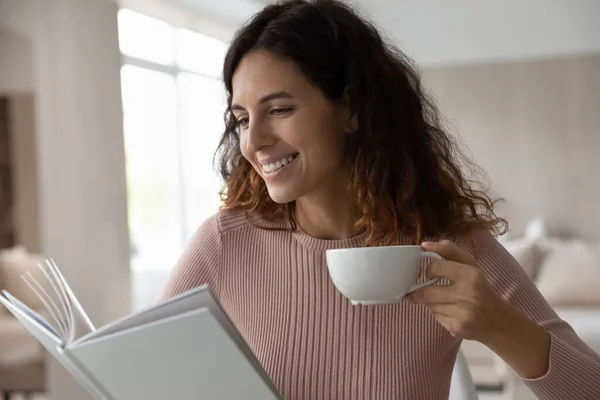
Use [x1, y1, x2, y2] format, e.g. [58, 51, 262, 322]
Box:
[408, 240, 510, 343]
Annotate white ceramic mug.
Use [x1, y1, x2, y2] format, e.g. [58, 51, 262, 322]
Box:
[325, 245, 443, 305]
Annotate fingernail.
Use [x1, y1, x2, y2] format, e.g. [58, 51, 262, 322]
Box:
[421, 241, 434, 246]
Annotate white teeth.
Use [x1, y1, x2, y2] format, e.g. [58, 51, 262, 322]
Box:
[263, 154, 297, 173]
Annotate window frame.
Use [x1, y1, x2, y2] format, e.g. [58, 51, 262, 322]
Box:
[117, 4, 231, 272]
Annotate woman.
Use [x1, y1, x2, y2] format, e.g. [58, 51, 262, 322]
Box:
[159, 0, 600, 398]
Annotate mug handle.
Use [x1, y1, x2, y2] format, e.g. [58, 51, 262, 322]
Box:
[406, 251, 443, 294]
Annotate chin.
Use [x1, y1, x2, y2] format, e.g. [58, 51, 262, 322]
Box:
[266, 186, 302, 205]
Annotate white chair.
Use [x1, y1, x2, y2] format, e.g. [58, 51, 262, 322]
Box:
[450, 349, 479, 400]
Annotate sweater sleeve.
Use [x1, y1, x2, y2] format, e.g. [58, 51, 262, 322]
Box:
[462, 229, 600, 399]
[156, 213, 222, 302]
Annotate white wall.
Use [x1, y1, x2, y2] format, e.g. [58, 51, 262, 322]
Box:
[0, 30, 33, 93]
[423, 54, 600, 240]
[0, 0, 34, 35]
[0, 0, 132, 399]
[357, 0, 600, 66]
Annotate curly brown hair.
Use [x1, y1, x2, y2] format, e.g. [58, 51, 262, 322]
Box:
[215, 0, 507, 246]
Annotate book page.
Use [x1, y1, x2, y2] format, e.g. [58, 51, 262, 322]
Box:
[24, 264, 73, 339]
[0, 290, 61, 341]
[11, 258, 96, 344]
[44, 258, 95, 342]
[19, 272, 68, 339]
[42, 258, 75, 342]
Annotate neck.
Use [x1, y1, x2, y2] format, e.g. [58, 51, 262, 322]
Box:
[294, 180, 360, 240]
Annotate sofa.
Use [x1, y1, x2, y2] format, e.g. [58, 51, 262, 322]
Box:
[500, 231, 600, 399]
[460, 217, 600, 398]
[0, 246, 46, 399]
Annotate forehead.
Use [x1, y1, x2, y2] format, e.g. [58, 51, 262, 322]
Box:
[231, 50, 306, 104]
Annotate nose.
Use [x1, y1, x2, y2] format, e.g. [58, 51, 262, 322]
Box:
[245, 117, 276, 153]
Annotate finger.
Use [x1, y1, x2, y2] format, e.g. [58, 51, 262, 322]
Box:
[426, 304, 461, 318]
[426, 260, 475, 282]
[421, 240, 477, 266]
[429, 312, 464, 338]
[409, 285, 460, 305]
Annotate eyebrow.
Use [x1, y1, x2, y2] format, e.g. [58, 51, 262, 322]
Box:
[231, 91, 294, 112]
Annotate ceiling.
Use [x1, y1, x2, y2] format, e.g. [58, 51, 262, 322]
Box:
[169, 0, 600, 66]
[172, 0, 268, 27]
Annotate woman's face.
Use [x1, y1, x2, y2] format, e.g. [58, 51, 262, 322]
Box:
[231, 50, 352, 204]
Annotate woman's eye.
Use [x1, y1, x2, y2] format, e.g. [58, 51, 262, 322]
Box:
[236, 117, 249, 128]
[271, 107, 294, 116]
[235, 107, 293, 129]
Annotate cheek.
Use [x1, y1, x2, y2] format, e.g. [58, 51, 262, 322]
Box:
[300, 134, 346, 177]
[314, 127, 346, 159]
[238, 135, 263, 174]
[290, 116, 343, 152]
[239, 134, 251, 160]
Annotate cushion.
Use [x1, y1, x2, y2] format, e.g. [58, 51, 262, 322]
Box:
[535, 239, 600, 306]
[0, 245, 45, 311]
[0, 315, 45, 365]
[500, 237, 544, 279]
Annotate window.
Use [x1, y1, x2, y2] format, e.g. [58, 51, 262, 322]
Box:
[117, 9, 228, 309]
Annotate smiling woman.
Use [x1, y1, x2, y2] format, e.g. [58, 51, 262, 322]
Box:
[229, 50, 351, 208]
[214, 2, 505, 246]
[158, 1, 600, 399]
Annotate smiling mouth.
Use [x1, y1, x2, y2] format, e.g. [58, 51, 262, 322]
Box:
[261, 153, 299, 174]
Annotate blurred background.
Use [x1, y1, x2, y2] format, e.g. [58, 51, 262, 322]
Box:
[0, 0, 598, 399]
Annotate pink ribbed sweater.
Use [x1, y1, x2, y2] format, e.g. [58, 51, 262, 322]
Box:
[159, 210, 600, 400]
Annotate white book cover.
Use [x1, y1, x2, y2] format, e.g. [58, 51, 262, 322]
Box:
[0, 258, 282, 400]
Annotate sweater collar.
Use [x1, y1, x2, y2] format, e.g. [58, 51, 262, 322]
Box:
[291, 223, 370, 252]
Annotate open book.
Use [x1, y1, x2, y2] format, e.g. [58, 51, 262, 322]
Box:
[0, 258, 282, 400]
